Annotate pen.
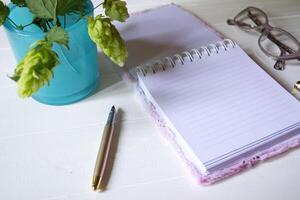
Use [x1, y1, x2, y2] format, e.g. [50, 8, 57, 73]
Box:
[92, 105, 115, 191]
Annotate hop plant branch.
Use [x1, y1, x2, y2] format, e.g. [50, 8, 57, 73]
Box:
[0, 0, 130, 98]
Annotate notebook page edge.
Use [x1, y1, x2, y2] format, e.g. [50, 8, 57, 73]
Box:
[137, 73, 208, 173]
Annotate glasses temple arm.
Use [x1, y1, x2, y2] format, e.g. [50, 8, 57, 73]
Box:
[227, 19, 252, 28]
[273, 51, 286, 70]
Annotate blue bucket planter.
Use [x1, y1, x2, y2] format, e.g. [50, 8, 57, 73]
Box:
[3, 1, 100, 105]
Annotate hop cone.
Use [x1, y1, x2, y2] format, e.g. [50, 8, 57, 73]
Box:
[103, 0, 129, 22]
[12, 40, 59, 98]
[88, 15, 128, 67]
[0, 1, 9, 26]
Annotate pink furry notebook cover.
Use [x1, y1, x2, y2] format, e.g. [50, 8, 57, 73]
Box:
[113, 4, 300, 185]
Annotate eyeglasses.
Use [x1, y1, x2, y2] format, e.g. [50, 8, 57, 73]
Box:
[227, 7, 300, 71]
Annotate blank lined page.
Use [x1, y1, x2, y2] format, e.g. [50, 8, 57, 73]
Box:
[138, 44, 300, 171]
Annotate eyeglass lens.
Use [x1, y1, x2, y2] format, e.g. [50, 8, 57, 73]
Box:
[259, 28, 299, 59]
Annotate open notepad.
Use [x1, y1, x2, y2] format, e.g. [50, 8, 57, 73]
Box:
[136, 39, 300, 173]
[117, 4, 300, 182]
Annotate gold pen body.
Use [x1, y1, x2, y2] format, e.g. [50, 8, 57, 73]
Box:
[92, 106, 115, 191]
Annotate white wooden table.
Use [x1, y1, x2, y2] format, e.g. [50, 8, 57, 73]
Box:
[1, 0, 300, 199]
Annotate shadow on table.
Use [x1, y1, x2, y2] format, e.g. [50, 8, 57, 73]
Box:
[100, 108, 124, 191]
[87, 37, 187, 100]
[97, 52, 122, 91]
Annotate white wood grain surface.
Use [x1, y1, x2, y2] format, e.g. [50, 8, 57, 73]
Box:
[0, 0, 300, 200]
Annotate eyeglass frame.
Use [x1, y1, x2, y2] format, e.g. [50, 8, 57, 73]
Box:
[227, 6, 300, 70]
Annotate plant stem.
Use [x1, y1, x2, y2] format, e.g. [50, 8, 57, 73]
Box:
[46, 20, 52, 30]
[84, 2, 104, 17]
[7, 17, 18, 28]
[42, 19, 48, 32]
[74, 2, 104, 24]
[93, 2, 103, 11]
[64, 15, 66, 28]
[56, 17, 61, 27]
[22, 22, 34, 29]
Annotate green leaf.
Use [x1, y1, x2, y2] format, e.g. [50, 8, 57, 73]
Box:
[11, 0, 26, 7]
[25, 0, 57, 20]
[56, 0, 85, 16]
[11, 40, 59, 98]
[88, 15, 128, 66]
[46, 26, 69, 49]
[0, 1, 9, 26]
[9, 67, 22, 82]
[103, 0, 129, 22]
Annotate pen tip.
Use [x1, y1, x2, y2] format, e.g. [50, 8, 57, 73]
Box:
[92, 186, 105, 192]
[112, 105, 115, 111]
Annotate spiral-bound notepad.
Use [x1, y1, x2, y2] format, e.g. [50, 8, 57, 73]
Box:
[136, 38, 300, 174]
[117, 4, 300, 184]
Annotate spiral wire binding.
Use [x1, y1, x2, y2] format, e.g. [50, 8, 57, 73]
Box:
[136, 39, 236, 77]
